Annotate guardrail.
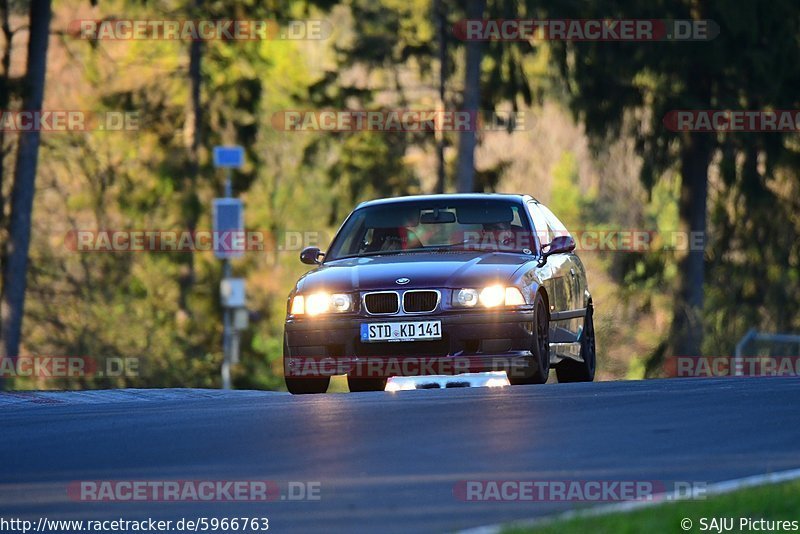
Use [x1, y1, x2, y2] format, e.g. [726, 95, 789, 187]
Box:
[734, 328, 800, 377]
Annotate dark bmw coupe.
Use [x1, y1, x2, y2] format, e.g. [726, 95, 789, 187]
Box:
[283, 194, 595, 394]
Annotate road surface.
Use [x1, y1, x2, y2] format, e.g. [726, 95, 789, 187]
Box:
[2, 377, 799, 533]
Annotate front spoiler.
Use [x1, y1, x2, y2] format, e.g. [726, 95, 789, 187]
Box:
[284, 308, 584, 379]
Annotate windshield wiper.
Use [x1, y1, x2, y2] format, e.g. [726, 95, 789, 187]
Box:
[431, 242, 469, 249]
[330, 250, 418, 261]
[426, 240, 500, 252]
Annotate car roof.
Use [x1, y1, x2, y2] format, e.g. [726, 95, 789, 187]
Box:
[356, 193, 538, 209]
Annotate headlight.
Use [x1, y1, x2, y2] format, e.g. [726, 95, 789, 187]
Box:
[291, 292, 354, 316]
[453, 288, 479, 307]
[305, 293, 331, 316]
[504, 287, 526, 306]
[290, 295, 305, 315]
[330, 293, 353, 312]
[452, 286, 526, 308]
[479, 285, 505, 307]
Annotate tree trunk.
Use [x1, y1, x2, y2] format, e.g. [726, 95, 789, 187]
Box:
[178, 0, 203, 317]
[0, 0, 13, 229]
[0, 0, 51, 385]
[0, 0, 14, 348]
[668, 131, 712, 357]
[435, 0, 447, 194]
[455, 0, 485, 193]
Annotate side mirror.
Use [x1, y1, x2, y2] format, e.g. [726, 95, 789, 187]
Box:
[538, 235, 576, 266]
[300, 247, 324, 265]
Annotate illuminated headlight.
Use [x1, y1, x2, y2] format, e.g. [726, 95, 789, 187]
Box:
[305, 293, 331, 316]
[479, 285, 505, 307]
[453, 286, 526, 308]
[290, 295, 305, 315]
[291, 293, 353, 316]
[504, 287, 526, 306]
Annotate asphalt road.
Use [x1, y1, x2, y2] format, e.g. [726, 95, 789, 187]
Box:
[2, 377, 800, 533]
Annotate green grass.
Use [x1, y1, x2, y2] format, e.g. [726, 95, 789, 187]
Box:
[327, 375, 350, 393]
[504, 479, 800, 534]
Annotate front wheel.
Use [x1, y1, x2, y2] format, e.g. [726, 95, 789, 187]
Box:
[509, 292, 550, 385]
[556, 303, 596, 383]
[284, 335, 330, 394]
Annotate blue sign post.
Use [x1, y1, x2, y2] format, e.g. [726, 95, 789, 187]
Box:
[212, 198, 244, 260]
[213, 145, 245, 168]
[213, 146, 245, 389]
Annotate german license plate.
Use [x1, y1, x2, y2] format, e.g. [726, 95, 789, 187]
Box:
[360, 321, 442, 342]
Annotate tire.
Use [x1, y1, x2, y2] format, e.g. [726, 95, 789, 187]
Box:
[285, 377, 330, 394]
[347, 376, 388, 392]
[509, 291, 550, 385]
[284, 336, 330, 394]
[556, 303, 596, 383]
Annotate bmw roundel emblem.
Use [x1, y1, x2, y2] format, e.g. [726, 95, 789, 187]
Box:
[395, 277, 411, 285]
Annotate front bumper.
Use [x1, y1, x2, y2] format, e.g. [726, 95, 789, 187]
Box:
[284, 310, 537, 378]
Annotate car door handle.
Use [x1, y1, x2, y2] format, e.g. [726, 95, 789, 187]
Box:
[570, 268, 576, 277]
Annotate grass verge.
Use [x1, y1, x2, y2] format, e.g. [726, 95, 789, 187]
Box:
[504, 479, 800, 534]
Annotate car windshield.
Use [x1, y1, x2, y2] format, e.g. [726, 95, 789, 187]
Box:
[326, 199, 533, 260]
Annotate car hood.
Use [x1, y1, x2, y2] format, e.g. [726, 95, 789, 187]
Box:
[295, 252, 533, 293]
